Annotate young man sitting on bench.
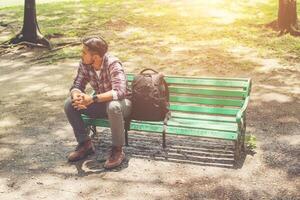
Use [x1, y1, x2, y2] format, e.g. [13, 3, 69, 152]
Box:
[64, 36, 132, 169]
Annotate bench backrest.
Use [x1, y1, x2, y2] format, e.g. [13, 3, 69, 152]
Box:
[127, 74, 251, 117]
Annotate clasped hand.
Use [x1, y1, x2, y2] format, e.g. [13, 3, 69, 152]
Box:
[72, 93, 93, 110]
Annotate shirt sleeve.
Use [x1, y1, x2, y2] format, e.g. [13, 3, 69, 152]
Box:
[112, 90, 118, 100]
[70, 62, 89, 93]
[108, 62, 127, 100]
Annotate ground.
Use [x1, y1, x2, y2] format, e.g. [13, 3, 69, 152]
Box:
[0, 0, 299, 199]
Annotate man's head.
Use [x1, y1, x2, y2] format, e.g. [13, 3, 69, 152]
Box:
[81, 36, 108, 68]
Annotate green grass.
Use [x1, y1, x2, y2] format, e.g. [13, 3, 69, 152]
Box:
[0, 0, 300, 68]
[245, 134, 257, 150]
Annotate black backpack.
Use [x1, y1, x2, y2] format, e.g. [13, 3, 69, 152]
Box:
[131, 68, 169, 121]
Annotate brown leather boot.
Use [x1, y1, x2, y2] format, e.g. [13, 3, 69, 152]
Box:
[68, 139, 95, 162]
[104, 146, 125, 169]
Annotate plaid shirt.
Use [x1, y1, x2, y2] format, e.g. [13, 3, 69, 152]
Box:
[70, 53, 131, 100]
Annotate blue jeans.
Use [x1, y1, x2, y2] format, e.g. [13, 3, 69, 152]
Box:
[64, 97, 132, 146]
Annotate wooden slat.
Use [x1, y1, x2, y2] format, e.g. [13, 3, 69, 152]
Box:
[168, 118, 237, 132]
[165, 74, 250, 81]
[166, 126, 237, 140]
[130, 120, 164, 125]
[165, 77, 248, 88]
[130, 121, 163, 133]
[127, 74, 249, 88]
[171, 112, 236, 122]
[169, 105, 239, 116]
[169, 86, 247, 98]
[81, 116, 110, 127]
[170, 96, 243, 107]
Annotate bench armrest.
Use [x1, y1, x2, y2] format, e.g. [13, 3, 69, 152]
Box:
[236, 96, 250, 124]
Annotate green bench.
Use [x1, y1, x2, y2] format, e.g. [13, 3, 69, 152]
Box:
[81, 74, 251, 164]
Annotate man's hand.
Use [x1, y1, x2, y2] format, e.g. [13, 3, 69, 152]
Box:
[71, 92, 93, 110]
[71, 91, 82, 101]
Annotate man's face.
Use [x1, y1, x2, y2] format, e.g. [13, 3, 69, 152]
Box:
[81, 45, 94, 65]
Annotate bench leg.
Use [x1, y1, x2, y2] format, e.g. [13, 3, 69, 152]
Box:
[241, 115, 247, 151]
[124, 119, 130, 146]
[88, 125, 97, 138]
[234, 134, 242, 167]
[234, 140, 240, 164]
[162, 130, 166, 148]
[125, 129, 129, 146]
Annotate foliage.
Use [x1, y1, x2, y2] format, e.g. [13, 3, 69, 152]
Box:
[0, 0, 300, 64]
[245, 134, 257, 150]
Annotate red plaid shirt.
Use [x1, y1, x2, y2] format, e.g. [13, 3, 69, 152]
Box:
[70, 53, 131, 100]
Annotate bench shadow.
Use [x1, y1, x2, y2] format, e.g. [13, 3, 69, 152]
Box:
[79, 128, 250, 173]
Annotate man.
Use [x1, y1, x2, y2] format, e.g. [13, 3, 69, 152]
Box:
[64, 36, 131, 169]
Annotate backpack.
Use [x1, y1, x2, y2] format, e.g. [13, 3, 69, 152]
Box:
[131, 68, 169, 121]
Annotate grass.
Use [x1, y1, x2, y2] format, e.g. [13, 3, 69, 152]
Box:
[0, 0, 300, 68]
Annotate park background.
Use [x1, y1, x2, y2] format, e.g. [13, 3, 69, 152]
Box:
[0, 0, 299, 199]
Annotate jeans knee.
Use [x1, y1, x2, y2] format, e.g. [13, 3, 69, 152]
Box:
[107, 101, 122, 115]
[64, 97, 73, 114]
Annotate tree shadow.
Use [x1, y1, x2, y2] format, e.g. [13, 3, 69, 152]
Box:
[171, 177, 300, 200]
[247, 75, 300, 178]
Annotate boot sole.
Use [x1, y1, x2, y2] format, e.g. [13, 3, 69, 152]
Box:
[104, 152, 125, 169]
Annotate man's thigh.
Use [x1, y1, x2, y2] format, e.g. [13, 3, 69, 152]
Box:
[106, 99, 132, 118]
[81, 102, 107, 118]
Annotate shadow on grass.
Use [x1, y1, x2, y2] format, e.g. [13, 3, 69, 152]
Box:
[247, 96, 300, 178]
[172, 176, 300, 200]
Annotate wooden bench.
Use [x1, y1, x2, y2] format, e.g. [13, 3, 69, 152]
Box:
[81, 74, 251, 164]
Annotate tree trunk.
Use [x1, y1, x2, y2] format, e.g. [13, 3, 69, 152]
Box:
[10, 0, 51, 48]
[278, 0, 300, 35]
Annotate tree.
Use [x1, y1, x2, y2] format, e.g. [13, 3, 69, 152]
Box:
[278, 0, 300, 35]
[10, 0, 51, 48]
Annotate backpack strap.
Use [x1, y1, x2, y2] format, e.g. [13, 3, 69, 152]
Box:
[140, 68, 159, 74]
[162, 78, 169, 102]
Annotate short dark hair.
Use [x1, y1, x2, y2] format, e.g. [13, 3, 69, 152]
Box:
[82, 36, 108, 57]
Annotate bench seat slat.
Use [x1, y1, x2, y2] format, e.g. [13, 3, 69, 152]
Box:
[130, 120, 164, 125]
[82, 116, 165, 133]
[169, 105, 239, 116]
[171, 112, 236, 122]
[82, 116, 109, 127]
[168, 118, 237, 132]
[130, 122, 163, 133]
[169, 87, 247, 98]
[166, 126, 237, 140]
[170, 96, 244, 107]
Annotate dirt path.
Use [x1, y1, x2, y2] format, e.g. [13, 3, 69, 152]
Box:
[0, 1, 299, 200]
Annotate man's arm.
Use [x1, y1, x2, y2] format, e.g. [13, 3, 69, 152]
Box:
[72, 91, 113, 110]
[88, 62, 126, 103]
[108, 62, 127, 100]
[72, 61, 127, 108]
[93, 90, 113, 102]
[70, 62, 89, 98]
